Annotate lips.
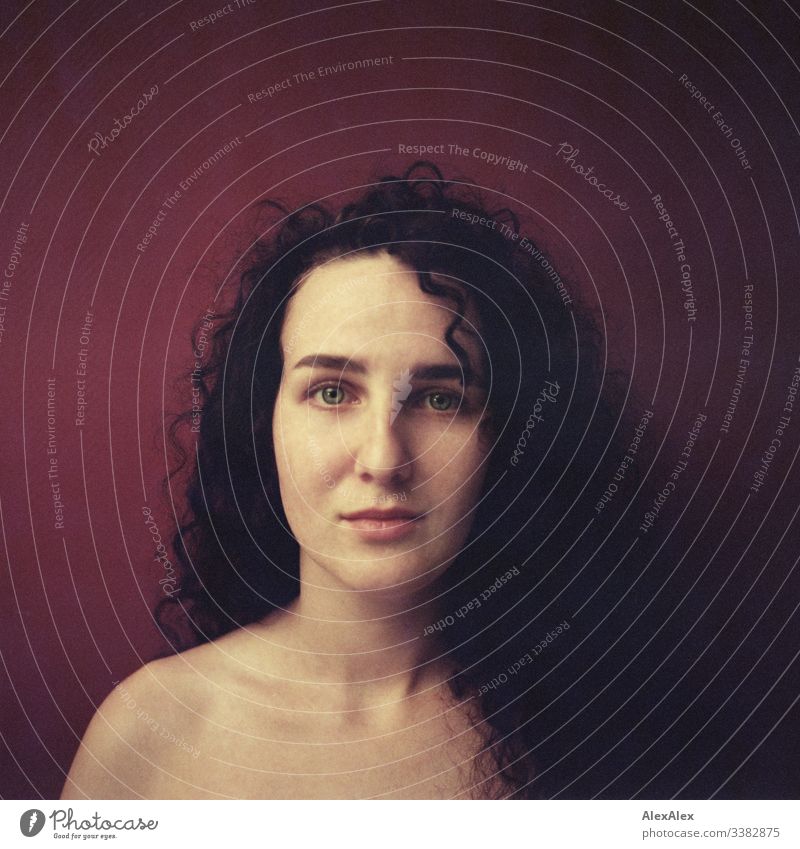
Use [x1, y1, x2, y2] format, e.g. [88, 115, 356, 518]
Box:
[340, 509, 419, 521]
[340, 509, 424, 541]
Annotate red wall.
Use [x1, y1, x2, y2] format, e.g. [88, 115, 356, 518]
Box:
[2, 0, 798, 798]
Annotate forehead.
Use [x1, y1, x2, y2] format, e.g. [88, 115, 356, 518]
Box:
[281, 253, 480, 362]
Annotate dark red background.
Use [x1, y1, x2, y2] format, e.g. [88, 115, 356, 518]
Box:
[1, 0, 798, 799]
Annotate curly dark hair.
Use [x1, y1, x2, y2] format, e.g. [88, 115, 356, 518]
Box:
[158, 160, 633, 798]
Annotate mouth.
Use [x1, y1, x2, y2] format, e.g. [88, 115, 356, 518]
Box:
[340, 510, 424, 541]
[341, 509, 419, 521]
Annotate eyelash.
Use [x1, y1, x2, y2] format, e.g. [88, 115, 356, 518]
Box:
[306, 382, 467, 412]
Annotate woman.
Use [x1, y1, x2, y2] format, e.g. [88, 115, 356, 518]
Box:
[63, 161, 623, 799]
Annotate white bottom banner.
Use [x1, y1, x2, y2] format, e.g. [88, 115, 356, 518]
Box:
[3, 800, 797, 848]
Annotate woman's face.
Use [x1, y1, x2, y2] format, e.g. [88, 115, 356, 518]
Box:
[272, 252, 493, 597]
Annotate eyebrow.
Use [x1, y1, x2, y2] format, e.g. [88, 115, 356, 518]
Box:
[291, 354, 476, 385]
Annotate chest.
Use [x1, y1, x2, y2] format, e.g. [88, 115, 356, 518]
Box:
[148, 701, 490, 799]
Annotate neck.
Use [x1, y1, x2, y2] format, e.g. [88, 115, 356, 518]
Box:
[252, 551, 456, 711]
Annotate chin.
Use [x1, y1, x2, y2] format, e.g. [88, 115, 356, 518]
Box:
[316, 548, 451, 597]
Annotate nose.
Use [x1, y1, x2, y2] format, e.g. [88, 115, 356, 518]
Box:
[352, 399, 414, 486]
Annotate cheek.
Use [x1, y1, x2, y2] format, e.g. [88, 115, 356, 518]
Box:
[412, 415, 486, 458]
[432, 421, 490, 465]
[273, 397, 342, 498]
[272, 395, 306, 498]
[425, 433, 490, 503]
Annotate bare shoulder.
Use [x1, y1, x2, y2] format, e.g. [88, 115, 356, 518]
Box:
[61, 650, 216, 800]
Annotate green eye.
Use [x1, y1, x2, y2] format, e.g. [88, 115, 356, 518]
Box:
[319, 386, 345, 405]
[428, 392, 454, 411]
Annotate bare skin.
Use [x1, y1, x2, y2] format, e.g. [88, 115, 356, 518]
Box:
[62, 619, 498, 800]
[63, 254, 503, 800]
